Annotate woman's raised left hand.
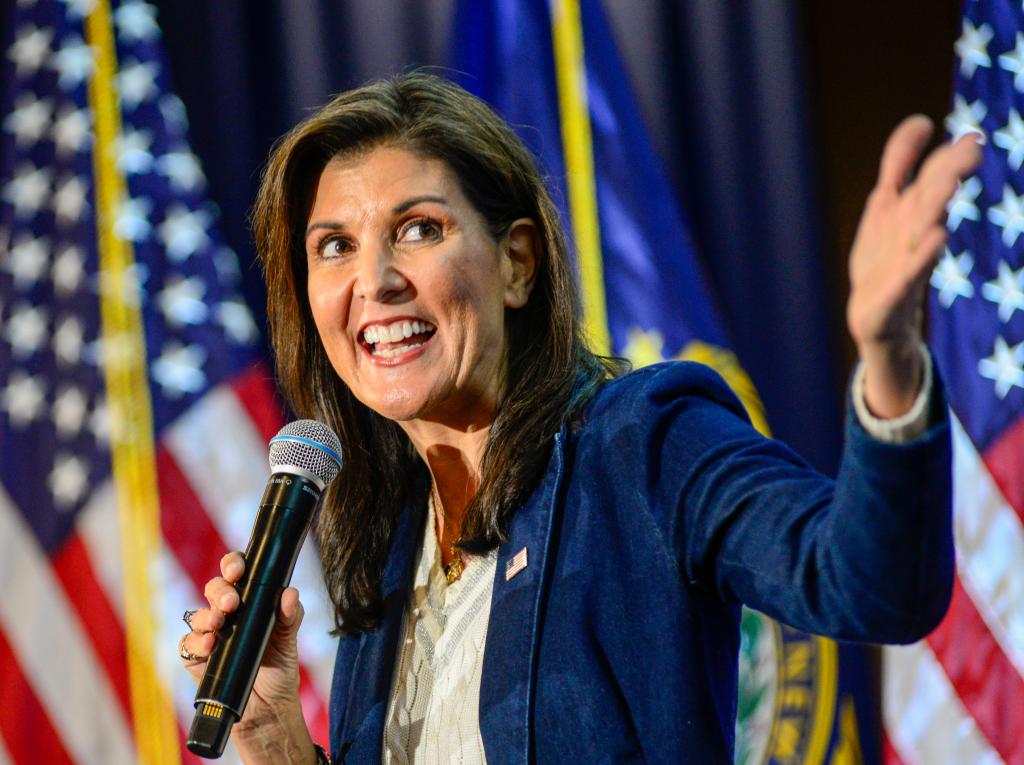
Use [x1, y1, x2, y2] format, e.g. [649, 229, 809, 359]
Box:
[846, 115, 984, 418]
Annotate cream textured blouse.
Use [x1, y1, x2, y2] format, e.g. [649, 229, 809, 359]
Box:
[382, 497, 497, 765]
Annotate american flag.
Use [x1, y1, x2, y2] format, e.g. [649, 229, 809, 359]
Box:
[883, 2, 1024, 763]
[0, 1, 335, 762]
[504, 546, 528, 582]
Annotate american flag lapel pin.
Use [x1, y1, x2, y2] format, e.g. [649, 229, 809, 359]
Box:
[505, 547, 528, 581]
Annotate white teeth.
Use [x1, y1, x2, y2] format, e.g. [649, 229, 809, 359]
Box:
[363, 320, 436, 345]
[372, 341, 424, 358]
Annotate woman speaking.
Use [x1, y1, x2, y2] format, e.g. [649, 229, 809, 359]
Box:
[178, 73, 981, 763]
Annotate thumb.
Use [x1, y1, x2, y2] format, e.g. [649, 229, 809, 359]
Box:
[276, 587, 305, 635]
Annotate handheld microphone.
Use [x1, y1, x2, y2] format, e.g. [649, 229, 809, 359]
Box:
[186, 419, 341, 758]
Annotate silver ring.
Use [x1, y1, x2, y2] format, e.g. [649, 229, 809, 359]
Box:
[183, 609, 197, 629]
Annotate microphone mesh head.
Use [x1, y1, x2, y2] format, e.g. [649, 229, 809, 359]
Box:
[268, 420, 342, 486]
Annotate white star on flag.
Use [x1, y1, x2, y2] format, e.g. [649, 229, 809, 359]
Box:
[3, 95, 52, 148]
[52, 386, 88, 438]
[116, 59, 159, 109]
[213, 246, 243, 285]
[114, 0, 161, 42]
[955, 19, 994, 78]
[157, 93, 189, 135]
[993, 109, 1024, 171]
[987, 184, 1024, 246]
[4, 303, 48, 358]
[51, 244, 85, 294]
[52, 316, 85, 366]
[946, 94, 988, 140]
[48, 453, 89, 509]
[53, 174, 89, 223]
[999, 32, 1024, 93]
[7, 24, 53, 79]
[113, 196, 152, 241]
[51, 105, 91, 156]
[49, 36, 95, 91]
[159, 204, 212, 260]
[216, 300, 259, 344]
[3, 162, 52, 218]
[155, 151, 206, 192]
[1, 370, 46, 428]
[158, 276, 208, 326]
[982, 260, 1024, 322]
[115, 127, 154, 174]
[931, 248, 976, 307]
[978, 335, 1024, 398]
[947, 176, 983, 231]
[151, 342, 207, 396]
[6, 234, 50, 289]
[88, 399, 110, 444]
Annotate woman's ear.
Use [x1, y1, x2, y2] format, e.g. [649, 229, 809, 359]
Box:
[501, 218, 539, 309]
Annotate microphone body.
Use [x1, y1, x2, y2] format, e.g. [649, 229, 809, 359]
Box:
[187, 421, 341, 758]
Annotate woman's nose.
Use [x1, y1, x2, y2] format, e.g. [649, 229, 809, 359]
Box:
[353, 244, 408, 303]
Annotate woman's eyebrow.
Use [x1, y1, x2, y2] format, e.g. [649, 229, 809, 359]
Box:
[305, 220, 343, 239]
[392, 195, 448, 214]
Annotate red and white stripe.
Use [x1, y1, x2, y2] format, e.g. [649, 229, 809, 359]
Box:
[0, 485, 137, 764]
[884, 415, 1024, 765]
[0, 373, 336, 763]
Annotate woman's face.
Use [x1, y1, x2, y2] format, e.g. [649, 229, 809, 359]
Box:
[304, 145, 534, 427]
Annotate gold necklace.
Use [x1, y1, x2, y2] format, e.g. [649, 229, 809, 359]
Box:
[431, 487, 465, 584]
[444, 548, 464, 584]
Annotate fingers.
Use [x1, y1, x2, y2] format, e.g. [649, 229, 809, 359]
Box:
[220, 551, 245, 583]
[179, 629, 215, 666]
[187, 605, 226, 634]
[910, 225, 948, 273]
[877, 114, 935, 191]
[912, 132, 984, 223]
[206, 552, 244, 611]
[204, 575, 240, 611]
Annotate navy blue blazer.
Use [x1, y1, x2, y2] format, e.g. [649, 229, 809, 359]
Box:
[327, 362, 954, 763]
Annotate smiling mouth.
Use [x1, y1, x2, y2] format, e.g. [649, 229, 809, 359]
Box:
[361, 319, 437, 359]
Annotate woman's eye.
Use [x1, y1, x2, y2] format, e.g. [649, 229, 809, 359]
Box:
[317, 235, 353, 260]
[398, 218, 442, 244]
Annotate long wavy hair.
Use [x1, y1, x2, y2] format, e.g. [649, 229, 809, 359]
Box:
[252, 72, 616, 634]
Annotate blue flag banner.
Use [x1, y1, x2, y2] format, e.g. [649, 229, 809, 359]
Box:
[884, 2, 1024, 764]
[452, 0, 869, 762]
[453, 0, 725, 359]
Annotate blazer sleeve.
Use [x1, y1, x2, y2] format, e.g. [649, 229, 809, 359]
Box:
[584, 360, 954, 643]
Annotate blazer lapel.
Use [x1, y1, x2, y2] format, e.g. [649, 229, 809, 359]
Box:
[337, 497, 425, 760]
[479, 431, 567, 765]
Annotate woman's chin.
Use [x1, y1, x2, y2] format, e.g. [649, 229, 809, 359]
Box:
[364, 387, 432, 422]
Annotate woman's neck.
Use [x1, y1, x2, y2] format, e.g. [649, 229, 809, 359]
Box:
[401, 419, 491, 566]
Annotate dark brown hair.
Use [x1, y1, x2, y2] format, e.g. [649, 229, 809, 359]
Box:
[252, 72, 615, 634]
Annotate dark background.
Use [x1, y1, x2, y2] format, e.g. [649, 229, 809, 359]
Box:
[150, 0, 963, 475]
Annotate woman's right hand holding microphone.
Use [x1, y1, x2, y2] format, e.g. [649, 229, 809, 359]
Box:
[180, 551, 319, 764]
